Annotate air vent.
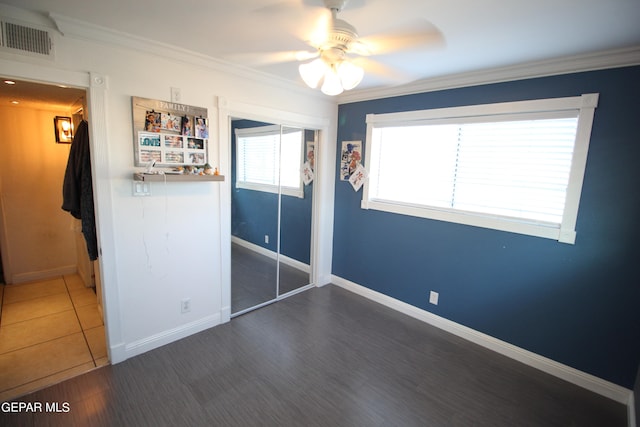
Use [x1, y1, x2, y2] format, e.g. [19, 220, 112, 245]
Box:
[1, 19, 53, 57]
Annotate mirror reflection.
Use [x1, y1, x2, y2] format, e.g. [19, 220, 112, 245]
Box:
[230, 119, 316, 315]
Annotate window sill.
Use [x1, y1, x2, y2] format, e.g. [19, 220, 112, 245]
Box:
[362, 199, 573, 243]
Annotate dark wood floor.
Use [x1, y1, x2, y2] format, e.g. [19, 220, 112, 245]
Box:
[0, 285, 627, 426]
[231, 242, 310, 314]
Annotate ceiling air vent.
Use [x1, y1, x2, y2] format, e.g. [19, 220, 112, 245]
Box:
[1, 19, 53, 58]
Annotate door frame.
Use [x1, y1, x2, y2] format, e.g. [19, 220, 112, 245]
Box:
[217, 97, 334, 322]
[0, 58, 125, 363]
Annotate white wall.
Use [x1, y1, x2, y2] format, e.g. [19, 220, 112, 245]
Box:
[0, 4, 337, 362]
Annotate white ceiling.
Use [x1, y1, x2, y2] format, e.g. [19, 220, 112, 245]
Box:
[1, 0, 640, 92]
[0, 78, 85, 110]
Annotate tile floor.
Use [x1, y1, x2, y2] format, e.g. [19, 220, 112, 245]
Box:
[0, 274, 108, 402]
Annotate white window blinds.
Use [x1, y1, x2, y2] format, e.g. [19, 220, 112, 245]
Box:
[236, 125, 303, 196]
[363, 94, 598, 243]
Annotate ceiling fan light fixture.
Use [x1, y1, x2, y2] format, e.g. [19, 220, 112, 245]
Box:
[337, 60, 364, 91]
[300, 55, 364, 95]
[321, 67, 344, 96]
[299, 58, 327, 89]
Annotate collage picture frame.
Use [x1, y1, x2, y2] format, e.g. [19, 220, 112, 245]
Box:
[132, 96, 209, 167]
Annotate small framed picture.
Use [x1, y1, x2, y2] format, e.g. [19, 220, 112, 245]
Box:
[140, 149, 161, 163]
[161, 113, 181, 132]
[181, 116, 193, 136]
[144, 111, 161, 132]
[165, 151, 184, 164]
[164, 135, 183, 148]
[139, 132, 161, 148]
[340, 140, 362, 181]
[188, 152, 205, 164]
[187, 137, 204, 150]
[54, 116, 73, 143]
[306, 141, 315, 170]
[195, 117, 208, 139]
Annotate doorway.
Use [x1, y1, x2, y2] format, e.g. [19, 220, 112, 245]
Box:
[230, 118, 318, 316]
[0, 78, 108, 401]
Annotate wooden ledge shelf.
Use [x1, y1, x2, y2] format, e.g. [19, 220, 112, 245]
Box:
[133, 173, 225, 182]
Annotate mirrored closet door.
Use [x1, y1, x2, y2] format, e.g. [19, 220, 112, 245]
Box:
[230, 119, 316, 315]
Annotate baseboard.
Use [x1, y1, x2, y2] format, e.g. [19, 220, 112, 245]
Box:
[331, 275, 633, 407]
[629, 392, 636, 427]
[231, 236, 310, 272]
[108, 342, 127, 364]
[220, 305, 231, 323]
[232, 236, 275, 259]
[76, 264, 93, 288]
[122, 314, 221, 360]
[11, 265, 77, 284]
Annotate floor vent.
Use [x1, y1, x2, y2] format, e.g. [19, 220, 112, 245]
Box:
[1, 19, 53, 58]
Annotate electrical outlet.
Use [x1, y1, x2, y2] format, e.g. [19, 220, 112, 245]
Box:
[181, 298, 191, 313]
[265, 235, 269, 244]
[429, 291, 439, 305]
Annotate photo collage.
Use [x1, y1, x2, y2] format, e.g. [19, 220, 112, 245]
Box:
[132, 96, 209, 167]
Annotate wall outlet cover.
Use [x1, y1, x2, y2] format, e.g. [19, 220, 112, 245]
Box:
[429, 291, 439, 305]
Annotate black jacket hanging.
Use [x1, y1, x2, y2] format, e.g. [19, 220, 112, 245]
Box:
[62, 120, 98, 260]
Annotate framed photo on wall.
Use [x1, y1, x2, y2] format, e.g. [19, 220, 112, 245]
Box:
[132, 96, 210, 167]
[340, 140, 362, 181]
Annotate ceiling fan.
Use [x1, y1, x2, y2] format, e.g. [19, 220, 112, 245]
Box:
[297, 0, 442, 95]
[237, 0, 443, 95]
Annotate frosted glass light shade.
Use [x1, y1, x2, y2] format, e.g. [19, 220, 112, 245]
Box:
[299, 59, 327, 89]
[337, 60, 364, 90]
[321, 69, 344, 96]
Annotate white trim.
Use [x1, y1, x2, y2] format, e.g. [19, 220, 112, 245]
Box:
[123, 314, 221, 360]
[559, 94, 599, 244]
[338, 46, 640, 104]
[218, 97, 334, 319]
[232, 236, 276, 259]
[10, 265, 77, 284]
[331, 274, 633, 407]
[231, 236, 311, 273]
[361, 94, 597, 244]
[86, 72, 127, 365]
[0, 59, 125, 365]
[365, 94, 589, 124]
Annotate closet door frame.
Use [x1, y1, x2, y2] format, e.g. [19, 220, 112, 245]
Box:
[218, 97, 332, 323]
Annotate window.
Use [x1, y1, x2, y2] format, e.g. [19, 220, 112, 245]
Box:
[362, 94, 599, 243]
[236, 125, 304, 197]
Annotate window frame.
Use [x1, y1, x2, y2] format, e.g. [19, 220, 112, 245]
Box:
[235, 125, 304, 198]
[361, 94, 599, 244]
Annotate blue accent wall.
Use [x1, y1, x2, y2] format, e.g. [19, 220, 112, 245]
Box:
[231, 120, 312, 264]
[332, 66, 640, 389]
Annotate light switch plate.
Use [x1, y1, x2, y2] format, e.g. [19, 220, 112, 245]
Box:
[132, 181, 151, 196]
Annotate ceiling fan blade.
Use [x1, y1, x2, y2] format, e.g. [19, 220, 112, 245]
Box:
[253, 0, 325, 14]
[305, 9, 333, 48]
[251, 1, 331, 50]
[224, 50, 318, 67]
[357, 20, 444, 56]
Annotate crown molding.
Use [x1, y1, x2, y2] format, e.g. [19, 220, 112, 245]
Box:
[337, 46, 640, 104]
[42, 12, 640, 106]
[48, 13, 325, 100]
